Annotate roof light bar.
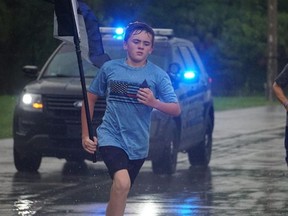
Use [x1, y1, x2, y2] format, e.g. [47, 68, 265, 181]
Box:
[153, 28, 173, 36]
[99, 27, 122, 34]
[99, 27, 174, 37]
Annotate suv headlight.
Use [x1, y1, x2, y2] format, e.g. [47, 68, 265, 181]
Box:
[20, 93, 43, 112]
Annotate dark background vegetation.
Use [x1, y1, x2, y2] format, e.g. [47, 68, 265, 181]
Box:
[1, 0, 288, 96]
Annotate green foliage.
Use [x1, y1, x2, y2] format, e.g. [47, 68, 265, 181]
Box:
[0, 0, 59, 94]
[100, 0, 270, 95]
[278, 12, 288, 69]
[0, 1, 11, 43]
[217, 2, 267, 95]
[1, 0, 288, 96]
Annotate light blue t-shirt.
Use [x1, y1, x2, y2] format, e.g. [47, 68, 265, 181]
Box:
[88, 58, 178, 159]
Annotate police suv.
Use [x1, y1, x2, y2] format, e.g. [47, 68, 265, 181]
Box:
[13, 28, 214, 174]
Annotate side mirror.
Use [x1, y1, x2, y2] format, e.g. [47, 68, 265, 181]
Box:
[168, 63, 181, 81]
[22, 65, 38, 78]
[168, 63, 200, 86]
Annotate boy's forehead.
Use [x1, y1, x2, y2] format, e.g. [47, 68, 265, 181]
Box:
[130, 30, 153, 41]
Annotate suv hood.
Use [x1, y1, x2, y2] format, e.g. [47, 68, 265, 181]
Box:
[23, 77, 93, 96]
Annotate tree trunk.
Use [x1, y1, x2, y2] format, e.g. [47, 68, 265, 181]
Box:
[266, 0, 278, 101]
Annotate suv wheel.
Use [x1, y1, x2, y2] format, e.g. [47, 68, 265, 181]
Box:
[13, 148, 42, 172]
[188, 117, 213, 166]
[152, 129, 178, 175]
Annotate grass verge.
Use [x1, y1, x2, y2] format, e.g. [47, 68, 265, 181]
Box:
[0, 95, 17, 139]
[213, 96, 278, 111]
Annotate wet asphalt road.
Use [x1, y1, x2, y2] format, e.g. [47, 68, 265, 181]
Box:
[0, 105, 288, 216]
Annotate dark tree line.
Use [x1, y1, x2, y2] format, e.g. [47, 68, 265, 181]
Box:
[1, 0, 288, 96]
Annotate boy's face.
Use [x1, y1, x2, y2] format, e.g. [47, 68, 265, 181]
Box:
[123, 30, 153, 67]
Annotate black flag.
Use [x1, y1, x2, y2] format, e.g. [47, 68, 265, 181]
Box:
[53, 0, 110, 67]
[53, 0, 110, 162]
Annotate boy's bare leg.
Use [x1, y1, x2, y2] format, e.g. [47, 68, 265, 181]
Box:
[106, 169, 131, 216]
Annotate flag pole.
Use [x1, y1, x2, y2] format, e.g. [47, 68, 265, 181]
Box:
[69, 0, 97, 162]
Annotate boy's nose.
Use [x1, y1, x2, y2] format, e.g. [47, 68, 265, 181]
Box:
[138, 43, 144, 49]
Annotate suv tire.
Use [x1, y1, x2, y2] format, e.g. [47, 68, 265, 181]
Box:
[13, 147, 42, 172]
[188, 116, 213, 166]
[152, 126, 179, 175]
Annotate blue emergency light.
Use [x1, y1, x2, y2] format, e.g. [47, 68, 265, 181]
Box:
[113, 27, 124, 39]
[100, 27, 125, 39]
[183, 71, 196, 80]
[115, 27, 124, 35]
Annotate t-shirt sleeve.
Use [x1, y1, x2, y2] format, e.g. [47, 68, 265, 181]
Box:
[275, 64, 288, 89]
[157, 73, 178, 103]
[88, 65, 107, 96]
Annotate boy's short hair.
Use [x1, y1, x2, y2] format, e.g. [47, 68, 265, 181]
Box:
[124, 21, 155, 46]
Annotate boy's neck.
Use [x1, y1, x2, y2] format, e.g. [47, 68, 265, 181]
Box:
[126, 58, 147, 67]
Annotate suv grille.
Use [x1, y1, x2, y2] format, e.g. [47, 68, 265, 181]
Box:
[43, 95, 106, 123]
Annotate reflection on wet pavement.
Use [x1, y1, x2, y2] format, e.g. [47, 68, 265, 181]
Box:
[1, 106, 288, 215]
[127, 166, 212, 216]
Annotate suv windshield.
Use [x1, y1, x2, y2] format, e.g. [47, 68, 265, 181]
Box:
[43, 44, 98, 78]
[43, 40, 171, 78]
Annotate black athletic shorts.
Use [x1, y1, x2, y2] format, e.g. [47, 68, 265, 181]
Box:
[99, 146, 146, 186]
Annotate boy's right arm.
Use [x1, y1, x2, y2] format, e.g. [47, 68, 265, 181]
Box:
[81, 92, 98, 154]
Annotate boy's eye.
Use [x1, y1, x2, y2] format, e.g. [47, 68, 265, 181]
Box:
[131, 40, 151, 46]
[132, 40, 140, 44]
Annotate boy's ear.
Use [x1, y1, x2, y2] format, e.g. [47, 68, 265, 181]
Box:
[123, 42, 128, 50]
[149, 48, 153, 54]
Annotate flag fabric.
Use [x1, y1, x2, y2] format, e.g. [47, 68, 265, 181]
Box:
[54, 0, 79, 38]
[53, 0, 110, 67]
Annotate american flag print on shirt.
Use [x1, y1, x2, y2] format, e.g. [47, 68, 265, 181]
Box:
[109, 80, 148, 104]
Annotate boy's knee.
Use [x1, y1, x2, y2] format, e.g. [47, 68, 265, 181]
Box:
[113, 170, 131, 193]
[113, 179, 130, 195]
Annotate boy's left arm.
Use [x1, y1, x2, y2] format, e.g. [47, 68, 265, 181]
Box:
[137, 88, 181, 116]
